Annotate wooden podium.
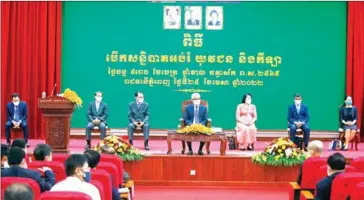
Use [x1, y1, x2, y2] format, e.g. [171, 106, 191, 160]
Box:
[38, 96, 75, 153]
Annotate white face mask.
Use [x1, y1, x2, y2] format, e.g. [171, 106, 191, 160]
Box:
[138, 98, 144, 103]
[13, 101, 19, 106]
[95, 97, 102, 102]
[193, 100, 200, 105]
[294, 100, 301, 105]
[246, 98, 252, 104]
[3, 161, 9, 168]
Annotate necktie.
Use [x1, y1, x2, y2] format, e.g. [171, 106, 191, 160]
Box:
[194, 106, 199, 124]
[296, 105, 300, 113]
[14, 106, 19, 121]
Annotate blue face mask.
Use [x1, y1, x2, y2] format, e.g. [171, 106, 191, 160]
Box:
[346, 100, 352, 105]
[84, 172, 91, 182]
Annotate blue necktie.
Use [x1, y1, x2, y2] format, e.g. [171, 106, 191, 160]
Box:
[194, 106, 199, 124]
[14, 106, 19, 121]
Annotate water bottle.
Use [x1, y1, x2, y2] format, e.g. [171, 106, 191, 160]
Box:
[42, 92, 46, 98]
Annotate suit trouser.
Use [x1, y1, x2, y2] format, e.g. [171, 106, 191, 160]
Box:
[85, 122, 106, 140]
[128, 123, 149, 141]
[187, 141, 205, 151]
[5, 121, 28, 141]
[289, 123, 310, 147]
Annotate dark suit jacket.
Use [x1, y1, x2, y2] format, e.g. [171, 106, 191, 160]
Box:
[183, 104, 208, 126]
[315, 172, 342, 200]
[128, 101, 149, 123]
[1, 165, 55, 192]
[87, 101, 108, 124]
[287, 104, 309, 125]
[340, 106, 358, 122]
[187, 19, 200, 25]
[6, 101, 28, 122]
[297, 164, 303, 185]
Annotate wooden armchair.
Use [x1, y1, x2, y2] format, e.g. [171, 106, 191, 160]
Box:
[179, 100, 212, 154]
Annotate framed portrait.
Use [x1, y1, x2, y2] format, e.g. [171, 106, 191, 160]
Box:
[184, 6, 202, 30]
[163, 6, 181, 30]
[205, 6, 224, 30]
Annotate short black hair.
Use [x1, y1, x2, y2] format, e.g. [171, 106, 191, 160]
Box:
[12, 93, 20, 98]
[1, 144, 10, 158]
[134, 91, 142, 97]
[210, 10, 218, 16]
[33, 144, 52, 161]
[241, 93, 252, 104]
[11, 139, 26, 149]
[64, 154, 87, 176]
[294, 93, 301, 98]
[8, 147, 25, 165]
[94, 91, 103, 96]
[83, 149, 100, 169]
[4, 183, 34, 200]
[327, 152, 346, 171]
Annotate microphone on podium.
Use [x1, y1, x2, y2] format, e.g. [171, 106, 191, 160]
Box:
[50, 84, 57, 96]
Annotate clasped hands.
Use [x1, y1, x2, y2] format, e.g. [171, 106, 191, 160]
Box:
[344, 121, 354, 126]
[92, 119, 101, 125]
[294, 121, 304, 128]
[133, 121, 144, 128]
[12, 120, 21, 128]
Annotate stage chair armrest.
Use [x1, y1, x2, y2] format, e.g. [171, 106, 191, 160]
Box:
[300, 190, 314, 200]
[288, 182, 302, 200]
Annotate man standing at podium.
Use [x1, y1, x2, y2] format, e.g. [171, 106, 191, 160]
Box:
[85, 91, 108, 149]
[5, 93, 29, 147]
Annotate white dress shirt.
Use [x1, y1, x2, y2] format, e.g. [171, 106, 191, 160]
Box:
[50, 177, 101, 200]
[95, 101, 100, 112]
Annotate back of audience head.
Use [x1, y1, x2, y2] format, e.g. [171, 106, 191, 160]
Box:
[7, 147, 27, 168]
[4, 183, 34, 200]
[84, 149, 100, 169]
[11, 139, 27, 152]
[327, 152, 346, 176]
[100, 145, 116, 155]
[1, 144, 10, 168]
[33, 144, 52, 161]
[307, 140, 324, 157]
[64, 154, 90, 182]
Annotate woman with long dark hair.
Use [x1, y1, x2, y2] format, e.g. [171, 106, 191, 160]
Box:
[340, 96, 358, 150]
[235, 93, 257, 151]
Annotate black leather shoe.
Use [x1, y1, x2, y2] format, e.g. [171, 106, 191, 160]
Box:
[129, 140, 133, 146]
[144, 140, 150, 151]
[26, 143, 30, 148]
[187, 151, 193, 155]
[198, 150, 204, 155]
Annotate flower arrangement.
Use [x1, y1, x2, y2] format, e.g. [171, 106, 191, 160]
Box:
[251, 137, 306, 167]
[94, 135, 144, 162]
[61, 88, 83, 107]
[177, 124, 215, 135]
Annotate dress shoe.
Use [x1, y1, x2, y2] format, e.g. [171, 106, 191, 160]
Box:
[26, 143, 30, 148]
[247, 144, 253, 151]
[144, 140, 150, 151]
[129, 140, 133, 146]
[198, 150, 204, 155]
[187, 151, 193, 155]
[304, 147, 308, 152]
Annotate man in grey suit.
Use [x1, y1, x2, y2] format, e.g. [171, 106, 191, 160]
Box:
[85, 91, 108, 149]
[128, 91, 150, 150]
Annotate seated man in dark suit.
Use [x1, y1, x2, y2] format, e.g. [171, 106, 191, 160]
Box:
[315, 152, 346, 200]
[297, 140, 324, 185]
[84, 149, 121, 200]
[288, 93, 310, 151]
[183, 93, 208, 155]
[1, 147, 55, 192]
[128, 91, 150, 150]
[85, 91, 108, 149]
[5, 93, 29, 146]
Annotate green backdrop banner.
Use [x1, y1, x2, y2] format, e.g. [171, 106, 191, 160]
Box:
[62, 2, 347, 131]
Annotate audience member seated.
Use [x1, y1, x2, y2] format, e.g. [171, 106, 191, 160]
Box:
[5, 93, 29, 147]
[33, 144, 52, 161]
[50, 154, 101, 200]
[315, 152, 346, 200]
[183, 92, 209, 155]
[1, 144, 10, 168]
[11, 139, 31, 163]
[340, 95, 358, 150]
[4, 183, 35, 200]
[100, 145, 130, 183]
[297, 140, 324, 185]
[1, 147, 55, 192]
[84, 149, 121, 200]
[288, 93, 310, 151]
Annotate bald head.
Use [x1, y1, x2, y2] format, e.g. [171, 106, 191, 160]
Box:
[307, 140, 324, 157]
[4, 183, 34, 200]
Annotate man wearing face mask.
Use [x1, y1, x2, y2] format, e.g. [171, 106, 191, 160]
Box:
[5, 93, 29, 146]
[85, 91, 109, 149]
[315, 153, 346, 200]
[128, 91, 150, 150]
[287, 93, 310, 151]
[183, 93, 209, 155]
[51, 154, 100, 200]
[1, 147, 55, 192]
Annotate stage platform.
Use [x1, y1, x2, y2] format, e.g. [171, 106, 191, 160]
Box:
[2, 138, 362, 188]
